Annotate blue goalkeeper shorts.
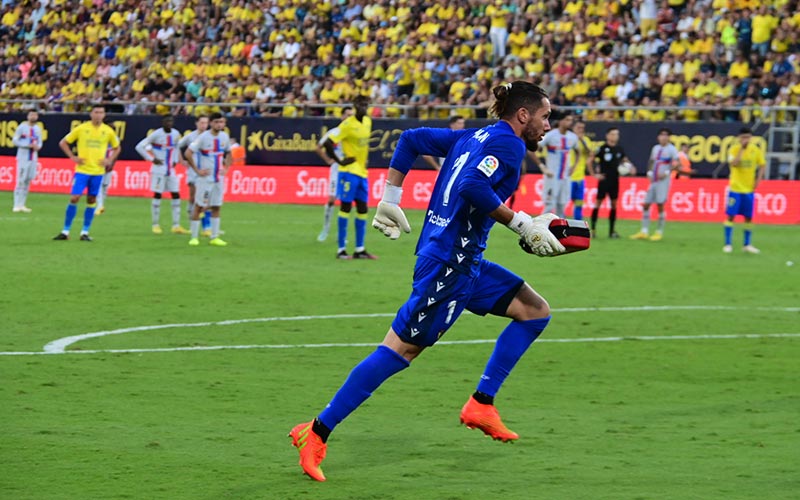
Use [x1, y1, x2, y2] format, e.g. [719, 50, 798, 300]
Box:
[70, 173, 104, 197]
[392, 256, 524, 347]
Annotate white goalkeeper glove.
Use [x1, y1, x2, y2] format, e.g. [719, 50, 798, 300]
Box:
[507, 211, 566, 257]
[372, 182, 411, 240]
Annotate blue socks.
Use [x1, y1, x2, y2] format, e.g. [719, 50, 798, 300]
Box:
[202, 210, 211, 230]
[82, 204, 96, 233]
[574, 204, 583, 220]
[63, 203, 78, 232]
[476, 316, 551, 397]
[318, 345, 409, 431]
[337, 210, 349, 249]
[355, 213, 367, 248]
[724, 222, 733, 245]
[744, 223, 752, 246]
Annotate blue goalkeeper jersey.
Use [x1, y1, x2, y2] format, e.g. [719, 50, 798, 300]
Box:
[390, 121, 526, 276]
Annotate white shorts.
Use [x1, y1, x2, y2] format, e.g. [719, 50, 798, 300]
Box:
[328, 163, 339, 197]
[194, 176, 224, 207]
[151, 169, 180, 194]
[544, 177, 570, 207]
[16, 159, 38, 183]
[644, 180, 670, 205]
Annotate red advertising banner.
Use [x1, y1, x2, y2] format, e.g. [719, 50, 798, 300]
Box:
[1, 156, 798, 224]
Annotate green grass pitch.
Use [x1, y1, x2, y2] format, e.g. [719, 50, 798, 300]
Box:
[1, 192, 798, 500]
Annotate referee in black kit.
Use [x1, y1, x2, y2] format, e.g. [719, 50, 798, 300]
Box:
[589, 127, 635, 239]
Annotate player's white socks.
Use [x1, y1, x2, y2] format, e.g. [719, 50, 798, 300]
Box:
[657, 212, 666, 232]
[323, 204, 334, 233]
[97, 183, 109, 209]
[151, 199, 161, 225]
[14, 179, 31, 208]
[190, 219, 200, 238]
[171, 199, 181, 227]
[210, 217, 221, 238]
[641, 212, 651, 233]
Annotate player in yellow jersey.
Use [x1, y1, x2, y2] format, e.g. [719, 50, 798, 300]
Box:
[569, 120, 594, 220]
[323, 96, 377, 260]
[723, 127, 765, 254]
[54, 105, 120, 241]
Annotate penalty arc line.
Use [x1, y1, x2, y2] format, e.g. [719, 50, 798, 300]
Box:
[0, 332, 799, 356]
[0, 305, 796, 356]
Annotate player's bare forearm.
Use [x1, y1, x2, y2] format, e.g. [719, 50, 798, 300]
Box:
[387, 168, 406, 188]
[184, 154, 198, 173]
[316, 146, 334, 165]
[323, 140, 343, 164]
[108, 147, 121, 164]
[488, 203, 514, 225]
[59, 140, 76, 161]
[422, 155, 441, 171]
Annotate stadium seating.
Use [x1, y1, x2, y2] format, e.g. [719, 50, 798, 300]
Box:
[0, 0, 797, 120]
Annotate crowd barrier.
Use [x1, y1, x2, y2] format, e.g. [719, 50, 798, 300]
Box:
[1, 156, 797, 224]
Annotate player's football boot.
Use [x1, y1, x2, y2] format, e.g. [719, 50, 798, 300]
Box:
[742, 245, 760, 254]
[629, 231, 649, 240]
[20, 206, 32, 213]
[460, 396, 519, 442]
[317, 230, 329, 242]
[96, 207, 105, 215]
[352, 250, 378, 260]
[152, 225, 163, 235]
[201, 229, 212, 237]
[336, 250, 351, 260]
[722, 244, 733, 253]
[170, 226, 190, 235]
[609, 232, 621, 239]
[79, 234, 93, 242]
[288, 421, 327, 482]
[209, 237, 228, 247]
[188, 238, 200, 246]
[12, 206, 22, 213]
[648, 232, 663, 241]
[53, 233, 69, 240]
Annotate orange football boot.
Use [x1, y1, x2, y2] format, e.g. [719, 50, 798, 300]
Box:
[289, 421, 327, 481]
[460, 396, 519, 442]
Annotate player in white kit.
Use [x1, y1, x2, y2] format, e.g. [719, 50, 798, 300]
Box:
[183, 112, 231, 247]
[12, 109, 43, 213]
[534, 111, 578, 217]
[135, 115, 189, 235]
[630, 128, 680, 241]
[179, 114, 211, 236]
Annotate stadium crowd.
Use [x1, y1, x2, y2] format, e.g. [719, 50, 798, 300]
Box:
[0, 0, 798, 121]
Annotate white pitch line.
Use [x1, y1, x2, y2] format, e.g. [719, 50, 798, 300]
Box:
[1, 332, 799, 356]
[2, 305, 796, 357]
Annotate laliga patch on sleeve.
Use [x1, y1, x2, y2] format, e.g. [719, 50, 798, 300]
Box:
[477, 155, 499, 177]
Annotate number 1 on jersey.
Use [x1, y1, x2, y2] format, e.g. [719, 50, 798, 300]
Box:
[443, 152, 470, 207]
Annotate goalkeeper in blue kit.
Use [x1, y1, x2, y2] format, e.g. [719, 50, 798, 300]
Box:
[290, 81, 566, 482]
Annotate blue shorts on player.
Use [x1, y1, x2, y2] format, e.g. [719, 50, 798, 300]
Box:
[571, 179, 584, 201]
[337, 172, 368, 203]
[70, 173, 104, 197]
[726, 191, 754, 218]
[392, 256, 524, 347]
